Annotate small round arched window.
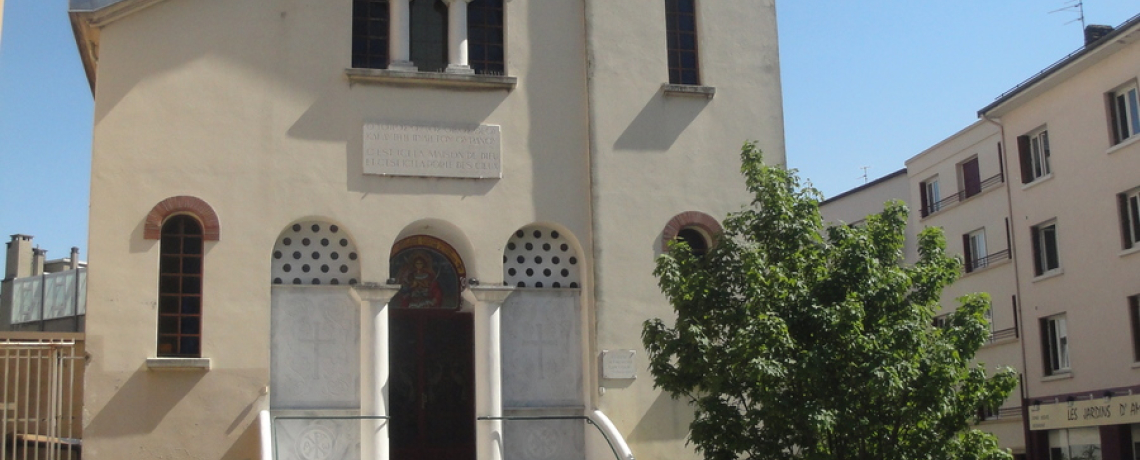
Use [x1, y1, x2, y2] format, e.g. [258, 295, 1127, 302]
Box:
[676, 227, 710, 256]
[661, 211, 722, 256]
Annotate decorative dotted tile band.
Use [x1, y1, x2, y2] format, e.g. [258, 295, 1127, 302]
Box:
[503, 226, 580, 288]
[272, 221, 360, 286]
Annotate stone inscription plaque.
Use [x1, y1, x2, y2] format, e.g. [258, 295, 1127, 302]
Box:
[363, 123, 502, 179]
[601, 350, 636, 379]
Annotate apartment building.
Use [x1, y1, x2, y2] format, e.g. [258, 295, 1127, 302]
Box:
[1, 234, 87, 332]
[824, 16, 1140, 460]
[979, 17, 1140, 460]
[905, 120, 1026, 456]
[821, 121, 1026, 457]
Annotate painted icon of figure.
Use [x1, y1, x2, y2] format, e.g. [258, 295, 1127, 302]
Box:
[397, 252, 444, 309]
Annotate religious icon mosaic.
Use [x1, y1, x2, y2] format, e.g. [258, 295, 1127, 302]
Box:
[389, 235, 466, 310]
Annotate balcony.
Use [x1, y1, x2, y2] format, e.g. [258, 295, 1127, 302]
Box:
[965, 249, 1011, 274]
[921, 172, 1004, 218]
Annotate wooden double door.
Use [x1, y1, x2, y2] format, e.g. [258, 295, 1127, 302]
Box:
[389, 309, 475, 460]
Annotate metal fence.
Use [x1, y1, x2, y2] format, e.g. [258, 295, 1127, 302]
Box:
[0, 335, 84, 460]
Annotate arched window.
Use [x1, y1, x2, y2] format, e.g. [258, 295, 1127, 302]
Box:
[676, 227, 710, 256]
[661, 211, 721, 256]
[352, 0, 391, 69]
[158, 215, 204, 357]
[503, 226, 581, 289]
[271, 221, 361, 286]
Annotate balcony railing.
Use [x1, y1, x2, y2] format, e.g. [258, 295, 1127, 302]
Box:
[980, 405, 1024, 421]
[921, 172, 1004, 218]
[966, 249, 1011, 273]
[478, 414, 634, 460]
[989, 326, 1018, 344]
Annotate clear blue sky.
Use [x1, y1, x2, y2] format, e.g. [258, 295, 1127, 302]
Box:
[0, 1, 1137, 260]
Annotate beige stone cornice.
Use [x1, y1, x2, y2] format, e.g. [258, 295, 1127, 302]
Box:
[69, 0, 173, 94]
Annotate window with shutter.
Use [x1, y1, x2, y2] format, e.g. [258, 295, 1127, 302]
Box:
[920, 177, 939, 217]
[1109, 82, 1140, 144]
[1129, 295, 1140, 362]
[963, 229, 986, 273]
[960, 156, 981, 198]
[1119, 188, 1140, 249]
[1041, 314, 1069, 375]
[1031, 221, 1059, 276]
[1018, 129, 1051, 184]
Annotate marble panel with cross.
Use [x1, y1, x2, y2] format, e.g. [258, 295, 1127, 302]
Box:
[501, 290, 582, 408]
[270, 287, 361, 409]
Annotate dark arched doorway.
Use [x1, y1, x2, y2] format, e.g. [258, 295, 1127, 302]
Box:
[388, 235, 474, 460]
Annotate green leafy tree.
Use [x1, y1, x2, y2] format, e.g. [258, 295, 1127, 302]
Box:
[643, 142, 1018, 460]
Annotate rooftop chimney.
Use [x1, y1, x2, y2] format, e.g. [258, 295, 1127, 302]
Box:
[4, 235, 34, 280]
[1085, 24, 1113, 45]
[32, 249, 47, 276]
[70, 247, 80, 270]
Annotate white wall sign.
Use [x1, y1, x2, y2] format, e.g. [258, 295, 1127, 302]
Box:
[1029, 392, 1140, 430]
[363, 123, 502, 179]
[601, 350, 637, 379]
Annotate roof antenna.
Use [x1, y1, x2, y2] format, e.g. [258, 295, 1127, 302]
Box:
[859, 166, 870, 185]
[1050, 0, 1086, 30]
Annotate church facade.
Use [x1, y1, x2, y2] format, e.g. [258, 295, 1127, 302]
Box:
[68, 0, 785, 458]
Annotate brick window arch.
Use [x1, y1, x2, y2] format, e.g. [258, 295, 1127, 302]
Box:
[144, 196, 220, 241]
[145, 196, 217, 358]
[661, 211, 722, 252]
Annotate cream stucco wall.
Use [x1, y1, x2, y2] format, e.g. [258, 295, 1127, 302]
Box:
[78, 0, 785, 458]
[906, 121, 1025, 453]
[583, 1, 784, 458]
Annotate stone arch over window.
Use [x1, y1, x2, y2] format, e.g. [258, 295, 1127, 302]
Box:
[661, 211, 721, 253]
[144, 196, 220, 241]
[503, 225, 582, 289]
[271, 220, 361, 286]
